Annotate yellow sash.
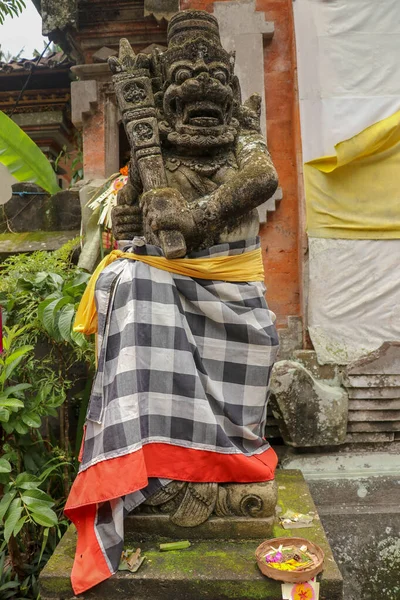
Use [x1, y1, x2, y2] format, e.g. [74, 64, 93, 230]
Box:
[74, 248, 264, 335]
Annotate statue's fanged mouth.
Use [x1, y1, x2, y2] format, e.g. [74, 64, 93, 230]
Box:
[181, 102, 224, 128]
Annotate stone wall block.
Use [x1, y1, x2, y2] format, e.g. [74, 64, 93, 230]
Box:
[277, 316, 302, 359]
[71, 80, 98, 128]
[343, 342, 400, 442]
[0, 184, 80, 233]
[270, 360, 348, 447]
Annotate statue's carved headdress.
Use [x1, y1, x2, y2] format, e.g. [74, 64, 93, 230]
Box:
[160, 11, 235, 78]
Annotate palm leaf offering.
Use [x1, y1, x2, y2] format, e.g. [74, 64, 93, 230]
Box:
[0, 110, 61, 195]
[87, 172, 127, 230]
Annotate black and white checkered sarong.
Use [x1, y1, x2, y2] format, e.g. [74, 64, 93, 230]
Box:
[78, 237, 279, 578]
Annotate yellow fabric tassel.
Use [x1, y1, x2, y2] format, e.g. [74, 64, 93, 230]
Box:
[74, 248, 264, 336]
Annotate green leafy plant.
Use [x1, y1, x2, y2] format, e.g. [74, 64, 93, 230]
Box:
[38, 271, 90, 348]
[0, 241, 94, 597]
[0, 111, 61, 194]
[0, 0, 25, 25]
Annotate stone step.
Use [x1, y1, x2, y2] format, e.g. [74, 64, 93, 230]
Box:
[306, 474, 400, 600]
[39, 470, 343, 600]
[125, 514, 275, 541]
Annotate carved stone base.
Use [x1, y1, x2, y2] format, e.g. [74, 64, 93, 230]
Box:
[135, 480, 278, 527]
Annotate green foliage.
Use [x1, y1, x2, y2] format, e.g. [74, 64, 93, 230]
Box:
[0, 0, 25, 25]
[54, 134, 83, 186]
[0, 111, 61, 195]
[38, 272, 90, 347]
[0, 241, 95, 597]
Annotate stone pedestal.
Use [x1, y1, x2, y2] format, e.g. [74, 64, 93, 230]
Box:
[39, 470, 343, 600]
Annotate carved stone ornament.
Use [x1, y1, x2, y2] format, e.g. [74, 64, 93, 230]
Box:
[122, 81, 147, 103]
[133, 121, 153, 141]
[134, 480, 278, 527]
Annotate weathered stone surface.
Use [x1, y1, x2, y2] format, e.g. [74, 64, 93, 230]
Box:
[144, 0, 179, 22]
[71, 80, 98, 128]
[348, 410, 400, 422]
[39, 470, 343, 600]
[0, 184, 81, 233]
[40, 0, 77, 36]
[347, 342, 400, 375]
[0, 231, 79, 257]
[348, 421, 400, 433]
[125, 514, 275, 542]
[293, 349, 338, 381]
[92, 46, 117, 63]
[345, 432, 395, 443]
[48, 190, 81, 230]
[276, 317, 303, 360]
[344, 343, 400, 438]
[0, 183, 50, 232]
[136, 480, 277, 527]
[308, 475, 400, 600]
[270, 360, 348, 447]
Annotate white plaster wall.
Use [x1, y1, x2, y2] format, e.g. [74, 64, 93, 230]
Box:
[0, 164, 16, 205]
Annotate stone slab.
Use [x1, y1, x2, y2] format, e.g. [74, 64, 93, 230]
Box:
[125, 515, 275, 541]
[348, 421, 400, 433]
[39, 470, 343, 600]
[347, 342, 400, 375]
[0, 231, 80, 256]
[345, 432, 395, 443]
[348, 409, 400, 422]
[308, 476, 400, 600]
[349, 399, 400, 410]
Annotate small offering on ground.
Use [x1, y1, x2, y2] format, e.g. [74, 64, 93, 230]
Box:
[256, 537, 324, 583]
[119, 548, 146, 572]
[264, 544, 314, 572]
[280, 509, 314, 529]
[159, 541, 191, 552]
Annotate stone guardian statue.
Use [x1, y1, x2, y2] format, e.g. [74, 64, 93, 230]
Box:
[65, 10, 280, 595]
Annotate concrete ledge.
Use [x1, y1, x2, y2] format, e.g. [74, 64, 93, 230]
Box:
[126, 515, 275, 541]
[40, 470, 343, 600]
[0, 231, 80, 256]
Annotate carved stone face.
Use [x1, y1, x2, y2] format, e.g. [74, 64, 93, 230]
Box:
[159, 18, 240, 151]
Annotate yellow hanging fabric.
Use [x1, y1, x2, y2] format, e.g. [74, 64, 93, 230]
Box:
[305, 109, 400, 239]
[74, 248, 265, 335]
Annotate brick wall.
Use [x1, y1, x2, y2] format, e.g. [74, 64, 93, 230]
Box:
[182, 0, 303, 328]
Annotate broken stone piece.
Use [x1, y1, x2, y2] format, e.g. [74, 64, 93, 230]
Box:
[270, 360, 348, 447]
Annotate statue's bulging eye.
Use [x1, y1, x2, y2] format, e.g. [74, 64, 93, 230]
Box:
[212, 70, 227, 85]
[175, 68, 192, 84]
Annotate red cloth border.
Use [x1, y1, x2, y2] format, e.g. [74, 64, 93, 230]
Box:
[65, 443, 277, 594]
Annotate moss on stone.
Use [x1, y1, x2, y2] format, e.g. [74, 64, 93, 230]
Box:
[40, 470, 343, 599]
[0, 231, 79, 256]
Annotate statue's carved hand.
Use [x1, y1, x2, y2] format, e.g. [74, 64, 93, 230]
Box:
[111, 182, 143, 241]
[140, 188, 197, 241]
